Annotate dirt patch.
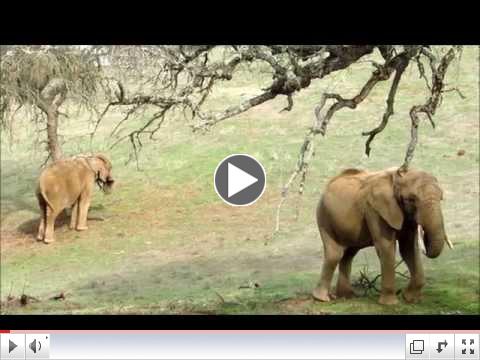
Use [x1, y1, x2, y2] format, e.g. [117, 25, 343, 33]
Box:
[129, 190, 280, 261]
[275, 294, 330, 314]
[197, 190, 279, 228]
[2, 211, 87, 252]
[122, 188, 321, 285]
[0, 184, 187, 253]
[1, 228, 42, 252]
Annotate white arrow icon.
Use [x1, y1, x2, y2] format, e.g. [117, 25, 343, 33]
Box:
[228, 162, 258, 198]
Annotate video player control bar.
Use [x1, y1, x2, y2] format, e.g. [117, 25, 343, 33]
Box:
[0, 332, 478, 360]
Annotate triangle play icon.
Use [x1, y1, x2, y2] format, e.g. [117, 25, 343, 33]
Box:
[227, 162, 258, 198]
[9, 340, 18, 353]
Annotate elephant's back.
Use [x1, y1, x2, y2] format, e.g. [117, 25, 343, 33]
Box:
[40, 159, 83, 179]
[38, 159, 86, 194]
[317, 171, 367, 243]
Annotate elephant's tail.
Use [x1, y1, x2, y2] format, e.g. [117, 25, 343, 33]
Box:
[36, 186, 54, 212]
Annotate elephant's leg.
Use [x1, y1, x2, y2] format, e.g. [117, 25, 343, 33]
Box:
[399, 226, 425, 303]
[374, 238, 398, 305]
[76, 189, 92, 231]
[336, 247, 359, 298]
[69, 200, 79, 230]
[366, 210, 398, 305]
[37, 216, 45, 241]
[36, 196, 46, 241]
[312, 229, 345, 302]
[44, 206, 61, 244]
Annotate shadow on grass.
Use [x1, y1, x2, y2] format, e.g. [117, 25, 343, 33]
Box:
[1, 194, 38, 217]
[17, 211, 69, 237]
[38, 247, 318, 314]
[1, 161, 39, 216]
[43, 248, 478, 314]
[16, 211, 106, 238]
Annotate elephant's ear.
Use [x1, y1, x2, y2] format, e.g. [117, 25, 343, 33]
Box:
[367, 173, 404, 231]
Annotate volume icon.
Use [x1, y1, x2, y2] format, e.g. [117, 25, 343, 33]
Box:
[29, 338, 42, 354]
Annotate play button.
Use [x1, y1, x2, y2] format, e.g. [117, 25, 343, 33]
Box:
[1, 334, 25, 359]
[228, 163, 258, 197]
[9, 340, 17, 353]
[214, 154, 266, 206]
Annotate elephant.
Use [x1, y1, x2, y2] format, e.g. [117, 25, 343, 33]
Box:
[35, 153, 114, 244]
[312, 167, 452, 305]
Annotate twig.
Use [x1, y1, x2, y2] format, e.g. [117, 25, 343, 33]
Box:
[354, 260, 406, 295]
[443, 87, 467, 99]
[213, 291, 225, 305]
[280, 94, 294, 112]
[40, 152, 52, 168]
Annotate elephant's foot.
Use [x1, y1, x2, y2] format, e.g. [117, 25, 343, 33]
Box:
[336, 286, 357, 299]
[37, 227, 45, 241]
[69, 224, 76, 230]
[378, 294, 398, 305]
[312, 287, 335, 302]
[402, 288, 423, 304]
[43, 237, 55, 244]
[76, 225, 88, 231]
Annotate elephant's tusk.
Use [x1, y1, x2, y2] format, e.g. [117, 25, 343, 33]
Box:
[445, 237, 454, 249]
[419, 225, 453, 250]
[417, 226, 426, 254]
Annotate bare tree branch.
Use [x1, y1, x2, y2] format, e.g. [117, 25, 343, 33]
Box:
[275, 47, 436, 232]
[99, 45, 379, 152]
[401, 46, 460, 170]
[362, 54, 410, 156]
[192, 91, 277, 132]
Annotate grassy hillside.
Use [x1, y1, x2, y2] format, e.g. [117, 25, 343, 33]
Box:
[1, 46, 478, 314]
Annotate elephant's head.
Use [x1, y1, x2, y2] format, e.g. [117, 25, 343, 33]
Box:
[89, 154, 115, 194]
[393, 169, 449, 258]
[368, 168, 448, 259]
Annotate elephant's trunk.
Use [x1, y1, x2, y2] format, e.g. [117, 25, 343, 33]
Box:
[418, 202, 447, 259]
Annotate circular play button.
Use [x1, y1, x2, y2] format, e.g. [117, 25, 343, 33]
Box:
[214, 154, 266, 206]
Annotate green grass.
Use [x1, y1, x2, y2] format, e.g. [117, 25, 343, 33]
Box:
[1, 46, 479, 314]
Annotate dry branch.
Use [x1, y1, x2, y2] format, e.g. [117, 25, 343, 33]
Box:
[192, 91, 277, 132]
[2, 46, 462, 231]
[99, 45, 377, 153]
[362, 54, 409, 156]
[90, 45, 459, 233]
[274, 50, 420, 232]
[401, 46, 460, 170]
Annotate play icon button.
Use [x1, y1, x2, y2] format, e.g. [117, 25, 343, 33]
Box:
[214, 154, 266, 206]
[1, 334, 25, 359]
[228, 163, 258, 197]
[9, 340, 17, 353]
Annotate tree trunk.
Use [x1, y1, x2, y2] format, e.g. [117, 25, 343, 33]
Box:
[46, 109, 62, 161]
[38, 78, 67, 162]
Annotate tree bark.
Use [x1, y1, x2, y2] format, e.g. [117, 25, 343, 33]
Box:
[45, 109, 62, 161]
[37, 78, 67, 161]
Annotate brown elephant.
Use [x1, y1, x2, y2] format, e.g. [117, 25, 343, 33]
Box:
[36, 154, 115, 244]
[312, 167, 452, 305]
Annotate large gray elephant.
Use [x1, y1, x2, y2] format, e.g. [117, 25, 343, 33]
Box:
[312, 167, 452, 305]
[36, 154, 115, 244]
